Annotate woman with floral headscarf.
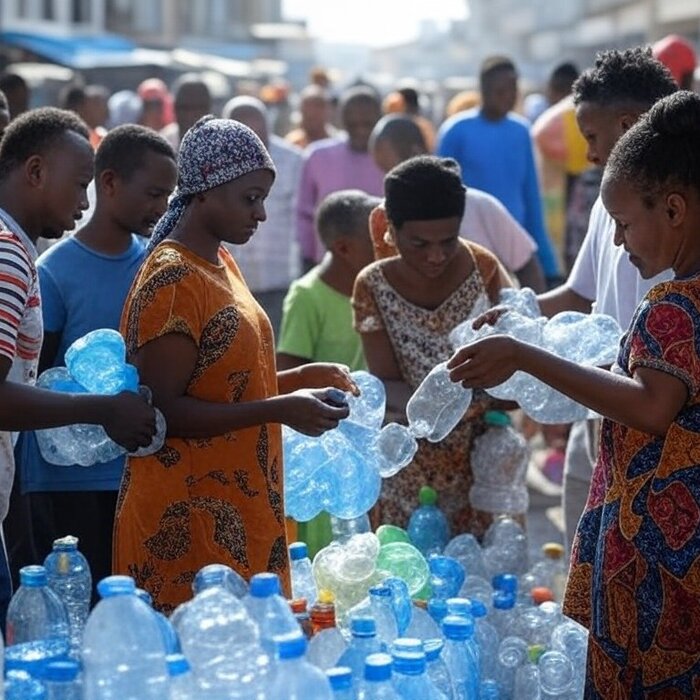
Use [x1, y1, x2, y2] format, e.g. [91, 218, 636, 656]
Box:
[115, 117, 355, 611]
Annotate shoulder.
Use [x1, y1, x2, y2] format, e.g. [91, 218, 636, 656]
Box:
[0, 230, 33, 266]
[438, 109, 477, 135]
[355, 258, 389, 286]
[136, 243, 201, 286]
[36, 236, 80, 269]
[463, 239, 501, 266]
[506, 112, 532, 131]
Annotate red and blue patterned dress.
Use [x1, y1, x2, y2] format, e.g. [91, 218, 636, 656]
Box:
[564, 276, 700, 698]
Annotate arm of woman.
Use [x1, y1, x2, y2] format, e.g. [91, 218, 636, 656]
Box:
[448, 335, 687, 436]
[277, 363, 358, 396]
[135, 333, 349, 438]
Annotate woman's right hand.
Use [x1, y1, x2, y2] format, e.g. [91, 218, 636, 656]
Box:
[101, 391, 157, 452]
[472, 305, 509, 330]
[281, 388, 350, 436]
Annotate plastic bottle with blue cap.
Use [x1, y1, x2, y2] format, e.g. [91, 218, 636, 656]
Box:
[289, 541, 318, 606]
[368, 585, 398, 652]
[337, 616, 382, 688]
[470, 599, 500, 683]
[167, 653, 199, 700]
[39, 659, 82, 700]
[390, 645, 447, 700]
[4, 669, 47, 700]
[326, 666, 354, 699]
[424, 639, 455, 700]
[359, 652, 398, 699]
[268, 631, 333, 699]
[134, 588, 180, 655]
[441, 615, 479, 700]
[491, 590, 517, 640]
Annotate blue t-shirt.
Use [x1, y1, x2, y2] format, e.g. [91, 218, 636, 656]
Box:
[16, 234, 147, 492]
[436, 108, 560, 278]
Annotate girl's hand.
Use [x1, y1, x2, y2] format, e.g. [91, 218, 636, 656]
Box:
[471, 305, 509, 330]
[447, 336, 521, 389]
[297, 363, 360, 396]
[282, 388, 351, 436]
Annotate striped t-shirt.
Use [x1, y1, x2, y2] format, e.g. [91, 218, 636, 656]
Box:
[0, 221, 42, 521]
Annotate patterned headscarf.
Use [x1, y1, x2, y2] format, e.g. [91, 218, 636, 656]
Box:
[147, 115, 276, 251]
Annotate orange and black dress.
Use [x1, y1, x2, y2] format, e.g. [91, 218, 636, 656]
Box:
[114, 241, 288, 612]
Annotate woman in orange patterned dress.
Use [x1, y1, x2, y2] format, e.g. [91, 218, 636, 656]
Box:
[115, 117, 354, 612]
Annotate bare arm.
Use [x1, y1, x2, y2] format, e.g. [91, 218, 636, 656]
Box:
[134, 333, 348, 438]
[276, 352, 308, 371]
[537, 282, 593, 318]
[514, 255, 546, 294]
[448, 336, 687, 436]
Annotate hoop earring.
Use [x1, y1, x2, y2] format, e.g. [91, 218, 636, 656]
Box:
[383, 229, 394, 245]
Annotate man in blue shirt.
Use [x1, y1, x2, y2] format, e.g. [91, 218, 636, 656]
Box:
[8, 125, 177, 588]
[437, 56, 560, 283]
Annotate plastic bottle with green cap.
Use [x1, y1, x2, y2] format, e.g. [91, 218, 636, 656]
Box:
[407, 486, 450, 558]
[469, 410, 529, 517]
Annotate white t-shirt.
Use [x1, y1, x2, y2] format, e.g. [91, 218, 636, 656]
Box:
[461, 188, 537, 273]
[567, 195, 672, 329]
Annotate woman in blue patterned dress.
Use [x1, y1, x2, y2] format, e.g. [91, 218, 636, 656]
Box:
[449, 90, 700, 697]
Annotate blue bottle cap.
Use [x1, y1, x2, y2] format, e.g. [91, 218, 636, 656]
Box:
[40, 660, 80, 683]
[19, 565, 47, 588]
[368, 584, 391, 598]
[470, 599, 488, 618]
[327, 666, 352, 690]
[446, 597, 473, 616]
[288, 542, 309, 561]
[350, 615, 376, 637]
[427, 598, 448, 622]
[275, 631, 307, 659]
[423, 638, 444, 662]
[51, 536, 79, 551]
[134, 588, 153, 606]
[493, 590, 516, 610]
[249, 572, 281, 598]
[97, 575, 136, 598]
[492, 573, 518, 595]
[166, 654, 191, 678]
[391, 638, 423, 655]
[442, 614, 474, 640]
[392, 650, 426, 675]
[364, 653, 393, 682]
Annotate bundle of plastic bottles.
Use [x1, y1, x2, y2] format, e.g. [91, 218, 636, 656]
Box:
[2, 509, 585, 700]
[449, 287, 624, 424]
[34, 329, 166, 466]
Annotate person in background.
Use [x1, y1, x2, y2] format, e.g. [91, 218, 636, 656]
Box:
[7, 125, 177, 592]
[160, 74, 212, 152]
[114, 117, 355, 611]
[382, 83, 436, 152]
[0, 90, 9, 135]
[296, 86, 384, 272]
[652, 34, 698, 90]
[59, 83, 110, 149]
[353, 155, 513, 534]
[285, 84, 338, 149]
[0, 73, 29, 120]
[437, 56, 560, 285]
[221, 96, 303, 335]
[107, 90, 143, 129]
[449, 89, 700, 698]
[0, 108, 156, 623]
[370, 114, 545, 292]
[137, 78, 174, 133]
[445, 90, 480, 119]
[278, 189, 378, 557]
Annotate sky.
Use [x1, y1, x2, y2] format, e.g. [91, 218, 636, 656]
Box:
[282, 0, 469, 48]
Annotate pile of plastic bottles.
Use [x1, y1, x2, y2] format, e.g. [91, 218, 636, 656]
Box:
[2, 506, 585, 699]
[34, 329, 166, 466]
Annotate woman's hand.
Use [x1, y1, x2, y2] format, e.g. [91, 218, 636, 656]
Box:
[281, 388, 351, 436]
[471, 305, 509, 330]
[447, 336, 522, 389]
[283, 363, 360, 396]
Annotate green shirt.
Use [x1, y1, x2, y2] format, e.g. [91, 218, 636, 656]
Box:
[277, 266, 366, 371]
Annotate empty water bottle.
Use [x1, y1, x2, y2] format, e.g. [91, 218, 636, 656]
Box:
[368, 586, 398, 651]
[470, 600, 500, 682]
[290, 542, 318, 606]
[327, 666, 355, 699]
[424, 639, 455, 700]
[441, 616, 479, 700]
[243, 573, 300, 654]
[193, 562, 248, 598]
[40, 660, 82, 700]
[407, 487, 450, 557]
[5, 566, 70, 675]
[268, 631, 333, 699]
[404, 601, 441, 641]
[307, 591, 348, 671]
[391, 646, 447, 700]
[82, 576, 168, 700]
[43, 536, 91, 659]
[406, 362, 472, 442]
[167, 653, 199, 700]
[5, 670, 46, 700]
[528, 543, 567, 603]
[134, 588, 180, 654]
[337, 616, 382, 688]
[359, 653, 398, 700]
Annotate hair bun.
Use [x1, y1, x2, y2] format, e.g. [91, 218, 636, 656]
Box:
[647, 90, 700, 137]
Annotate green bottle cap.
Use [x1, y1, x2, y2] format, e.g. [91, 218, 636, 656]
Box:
[484, 410, 511, 427]
[419, 485, 438, 506]
[528, 644, 546, 664]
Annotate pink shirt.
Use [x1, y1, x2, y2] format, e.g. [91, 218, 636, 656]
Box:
[296, 137, 384, 262]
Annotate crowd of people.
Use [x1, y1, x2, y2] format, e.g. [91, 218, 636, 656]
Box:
[0, 30, 699, 697]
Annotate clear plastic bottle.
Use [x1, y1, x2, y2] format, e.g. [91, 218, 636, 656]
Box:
[496, 636, 529, 699]
[134, 588, 180, 654]
[167, 653, 199, 700]
[81, 575, 168, 700]
[243, 572, 300, 654]
[358, 653, 399, 700]
[441, 616, 479, 700]
[513, 645, 544, 700]
[5, 670, 47, 700]
[368, 586, 398, 651]
[490, 591, 517, 639]
[529, 543, 568, 603]
[175, 577, 269, 699]
[424, 639, 455, 700]
[326, 666, 355, 699]
[5, 565, 70, 676]
[290, 542, 318, 606]
[307, 591, 348, 671]
[329, 514, 371, 543]
[391, 647, 447, 700]
[337, 616, 382, 688]
[407, 486, 450, 557]
[268, 631, 333, 699]
[469, 600, 500, 683]
[469, 411, 529, 517]
[193, 563, 248, 598]
[43, 536, 91, 660]
[40, 660, 82, 700]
